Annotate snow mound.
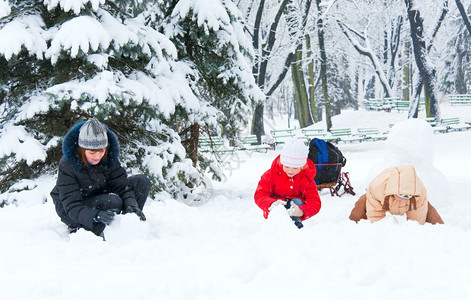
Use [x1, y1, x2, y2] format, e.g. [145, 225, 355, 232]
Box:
[373, 118, 450, 208]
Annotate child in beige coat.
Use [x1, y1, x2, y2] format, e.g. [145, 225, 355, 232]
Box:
[349, 165, 444, 224]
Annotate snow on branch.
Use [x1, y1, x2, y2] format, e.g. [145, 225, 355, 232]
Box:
[0, 124, 47, 165]
[0, 15, 47, 60]
[43, 0, 104, 15]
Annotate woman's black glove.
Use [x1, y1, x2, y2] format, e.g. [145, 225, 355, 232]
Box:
[124, 205, 146, 221]
[93, 210, 115, 225]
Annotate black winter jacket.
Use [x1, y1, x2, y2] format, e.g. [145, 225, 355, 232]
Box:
[50, 121, 138, 233]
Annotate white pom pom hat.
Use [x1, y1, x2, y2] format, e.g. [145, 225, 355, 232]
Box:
[280, 138, 308, 168]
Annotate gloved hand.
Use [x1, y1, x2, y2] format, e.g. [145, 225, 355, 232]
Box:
[287, 202, 304, 217]
[94, 210, 115, 225]
[269, 199, 288, 211]
[124, 205, 147, 221]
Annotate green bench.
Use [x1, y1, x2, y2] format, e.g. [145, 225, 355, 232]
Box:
[432, 117, 471, 133]
[448, 94, 471, 105]
[394, 101, 410, 111]
[364, 97, 400, 111]
[199, 137, 223, 147]
[329, 128, 364, 143]
[363, 98, 384, 110]
[424, 117, 445, 133]
[381, 97, 401, 111]
[356, 128, 388, 141]
[441, 117, 471, 132]
[270, 129, 296, 145]
[301, 128, 327, 140]
[198, 136, 236, 154]
[425, 117, 437, 127]
[238, 135, 271, 152]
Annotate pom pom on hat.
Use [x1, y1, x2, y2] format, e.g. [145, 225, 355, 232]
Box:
[280, 138, 308, 168]
[78, 118, 108, 149]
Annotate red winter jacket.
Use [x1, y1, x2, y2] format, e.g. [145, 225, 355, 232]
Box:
[254, 155, 321, 221]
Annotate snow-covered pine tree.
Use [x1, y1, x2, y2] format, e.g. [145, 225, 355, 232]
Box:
[152, 0, 264, 180]
[0, 0, 261, 205]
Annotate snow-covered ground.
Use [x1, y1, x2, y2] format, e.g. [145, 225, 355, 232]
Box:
[1, 104, 471, 299]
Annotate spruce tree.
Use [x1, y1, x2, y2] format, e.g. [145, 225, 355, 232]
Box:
[0, 0, 261, 204]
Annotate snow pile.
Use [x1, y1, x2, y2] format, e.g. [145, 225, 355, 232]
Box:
[381, 118, 450, 208]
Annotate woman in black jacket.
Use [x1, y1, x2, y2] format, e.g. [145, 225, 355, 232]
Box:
[50, 118, 150, 237]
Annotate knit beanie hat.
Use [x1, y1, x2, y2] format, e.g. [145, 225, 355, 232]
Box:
[78, 118, 108, 149]
[280, 138, 308, 168]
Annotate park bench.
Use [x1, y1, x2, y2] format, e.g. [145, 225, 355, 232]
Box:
[356, 127, 388, 141]
[301, 128, 328, 140]
[441, 117, 471, 132]
[363, 98, 384, 110]
[424, 117, 446, 134]
[448, 94, 471, 105]
[381, 97, 400, 111]
[237, 135, 271, 153]
[425, 117, 437, 127]
[393, 100, 410, 112]
[363, 98, 388, 111]
[364, 97, 400, 111]
[270, 129, 296, 145]
[329, 128, 364, 143]
[198, 136, 236, 154]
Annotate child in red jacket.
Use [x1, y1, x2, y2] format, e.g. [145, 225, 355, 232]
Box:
[254, 138, 321, 228]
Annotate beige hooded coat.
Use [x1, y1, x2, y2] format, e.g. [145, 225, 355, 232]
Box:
[366, 165, 428, 224]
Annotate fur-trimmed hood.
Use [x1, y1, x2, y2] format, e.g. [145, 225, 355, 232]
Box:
[62, 121, 120, 173]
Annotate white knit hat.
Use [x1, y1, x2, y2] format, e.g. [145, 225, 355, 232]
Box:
[280, 138, 308, 168]
[78, 118, 108, 149]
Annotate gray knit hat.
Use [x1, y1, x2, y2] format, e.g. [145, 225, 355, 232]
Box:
[78, 118, 108, 149]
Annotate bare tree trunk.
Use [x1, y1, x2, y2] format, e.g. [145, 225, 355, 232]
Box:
[455, 0, 471, 35]
[291, 44, 312, 128]
[316, 0, 332, 130]
[266, 53, 294, 96]
[454, 35, 467, 93]
[337, 20, 393, 97]
[404, 0, 440, 121]
[252, 102, 265, 144]
[251, 0, 265, 83]
[387, 16, 403, 88]
[189, 122, 199, 167]
[306, 34, 318, 123]
[250, 0, 291, 140]
[402, 40, 411, 102]
[258, 0, 291, 88]
[407, 0, 448, 119]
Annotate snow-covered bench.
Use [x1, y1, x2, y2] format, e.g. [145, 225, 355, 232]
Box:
[301, 128, 327, 140]
[441, 117, 471, 132]
[270, 129, 295, 145]
[356, 128, 388, 141]
[237, 135, 271, 153]
[330, 128, 364, 143]
[199, 137, 236, 154]
[448, 94, 471, 105]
